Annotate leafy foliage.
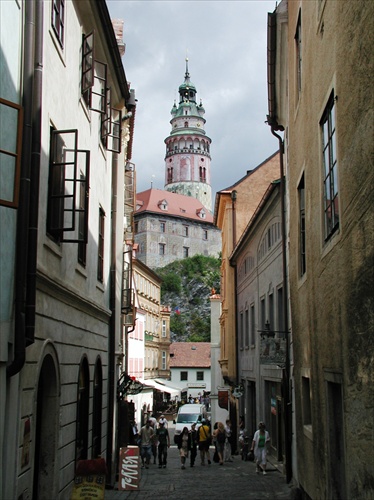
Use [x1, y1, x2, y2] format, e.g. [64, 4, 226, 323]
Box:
[155, 254, 221, 342]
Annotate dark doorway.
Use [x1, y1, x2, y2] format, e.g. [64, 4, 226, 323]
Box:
[33, 354, 59, 500]
[327, 381, 346, 499]
[92, 358, 103, 458]
[76, 357, 89, 466]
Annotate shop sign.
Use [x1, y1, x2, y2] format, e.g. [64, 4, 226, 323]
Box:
[70, 458, 106, 500]
[119, 446, 140, 491]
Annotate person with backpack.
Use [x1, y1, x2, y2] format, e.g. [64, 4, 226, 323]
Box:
[213, 422, 226, 465]
[198, 419, 212, 466]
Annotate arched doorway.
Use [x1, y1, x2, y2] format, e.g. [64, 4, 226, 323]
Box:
[75, 357, 89, 465]
[92, 357, 102, 458]
[33, 353, 59, 500]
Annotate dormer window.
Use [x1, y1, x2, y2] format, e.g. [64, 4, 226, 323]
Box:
[158, 199, 168, 211]
[196, 208, 206, 219]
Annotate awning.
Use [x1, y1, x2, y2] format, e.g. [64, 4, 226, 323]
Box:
[139, 379, 180, 397]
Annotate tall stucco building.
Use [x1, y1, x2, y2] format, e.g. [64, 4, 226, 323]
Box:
[268, 0, 374, 497]
[0, 2, 136, 497]
[213, 152, 280, 451]
[134, 62, 220, 270]
[230, 180, 286, 465]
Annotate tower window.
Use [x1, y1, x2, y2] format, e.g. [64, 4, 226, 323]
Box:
[184, 121, 188, 127]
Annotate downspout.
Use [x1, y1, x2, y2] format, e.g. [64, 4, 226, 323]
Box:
[267, 10, 292, 483]
[230, 190, 239, 453]
[270, 129, 292, 485]
[106, 152, 118, 486]
[7, 0, 43, 376]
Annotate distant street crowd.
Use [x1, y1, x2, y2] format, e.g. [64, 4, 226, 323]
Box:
[129, 413, 271, 475]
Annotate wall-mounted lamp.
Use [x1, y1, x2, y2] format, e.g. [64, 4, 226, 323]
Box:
[259, 320, 275, 339]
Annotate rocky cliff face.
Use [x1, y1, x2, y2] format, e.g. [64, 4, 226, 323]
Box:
[155, 255, 221, 342]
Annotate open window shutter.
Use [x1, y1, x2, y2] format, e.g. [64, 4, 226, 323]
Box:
[101, 87, 112, 140]
[0, 97, 23, 208]
[62, 148, 90, 243]
[81, 31, 95, 107]
[48, 129, 90, 243]
[121, 248, 133, 314]
[105, 108, 122, 153]
[91, 60, 107, 114]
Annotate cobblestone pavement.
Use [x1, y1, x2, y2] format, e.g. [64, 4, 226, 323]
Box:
[105, 445, 293, 500]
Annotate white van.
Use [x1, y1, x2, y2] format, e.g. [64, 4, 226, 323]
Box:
[174, 404, 207, 443]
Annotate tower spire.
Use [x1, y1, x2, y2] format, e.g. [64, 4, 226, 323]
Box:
[185, 57, 190, 81]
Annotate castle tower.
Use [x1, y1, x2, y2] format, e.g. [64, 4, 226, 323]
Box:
[164, 59, 212, 212]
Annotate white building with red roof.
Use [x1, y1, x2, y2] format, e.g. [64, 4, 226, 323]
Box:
[169, 342, 211, 399]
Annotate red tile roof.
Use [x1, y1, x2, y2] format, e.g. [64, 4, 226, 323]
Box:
[169, 342, 211, 368]
[135, 188, 214, 223]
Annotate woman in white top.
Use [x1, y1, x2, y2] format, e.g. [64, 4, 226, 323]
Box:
[251, 422, 270, 475]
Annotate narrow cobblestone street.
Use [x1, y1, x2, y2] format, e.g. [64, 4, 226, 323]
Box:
[105, 445, 293, 500]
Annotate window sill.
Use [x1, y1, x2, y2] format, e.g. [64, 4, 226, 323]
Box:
[75, 265, 87, 279]
[96, 281, 105, 293]
[43, 239, 62, 259]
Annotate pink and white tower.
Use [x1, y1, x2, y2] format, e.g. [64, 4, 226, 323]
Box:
[164, 59, 212, 212]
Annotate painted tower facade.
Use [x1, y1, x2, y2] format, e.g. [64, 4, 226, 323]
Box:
[164, 60, 213, 212]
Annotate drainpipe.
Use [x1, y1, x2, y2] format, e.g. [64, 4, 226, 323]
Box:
[270, 128, 292, 484]
[7, 0, 43, 376]
[106, 151, 118, 486]
[230, 189, 239, 452]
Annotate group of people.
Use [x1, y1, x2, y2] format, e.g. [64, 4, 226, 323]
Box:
[131, 414, 171, 469]
[132, 414, 271, 475]
[175, 418, 235, 469]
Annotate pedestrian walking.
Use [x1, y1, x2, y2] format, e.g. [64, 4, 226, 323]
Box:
[198, 419, 211, 466]
[213, 422, 226, 465]
[139, 420, 154, 469]
[128, 419, 139, 446]
[251, 422, 270, 475]
[156, 421, 170, 468]
[176, 426, 190, 469]
[224, 419, 233, 462]
[189, 422, 198, 467]
[151, 429, 158, 464]
[158, 414, 168, 427]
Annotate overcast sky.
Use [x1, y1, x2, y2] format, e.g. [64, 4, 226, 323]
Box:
[107, 0, 278, 200]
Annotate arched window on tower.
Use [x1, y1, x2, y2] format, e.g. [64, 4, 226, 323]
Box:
[184, 121, 188, 127]
[168, 167, 173, 183]
[200, 166, 206, 182]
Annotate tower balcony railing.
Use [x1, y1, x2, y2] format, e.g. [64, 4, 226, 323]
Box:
[166, 148, 210, 158]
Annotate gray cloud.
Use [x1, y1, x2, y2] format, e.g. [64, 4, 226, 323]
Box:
[107, 0, 278, 197]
